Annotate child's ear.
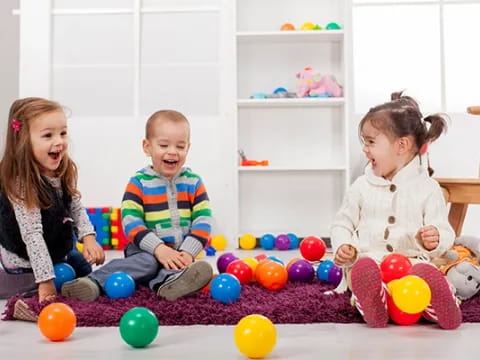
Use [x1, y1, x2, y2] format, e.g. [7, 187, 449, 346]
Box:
[397, 136, 413, 154]
[142, 139, 151, 156]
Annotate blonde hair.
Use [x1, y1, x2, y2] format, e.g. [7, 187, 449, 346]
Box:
[145, 110, 190, 140]
[0, 97, 79, 209]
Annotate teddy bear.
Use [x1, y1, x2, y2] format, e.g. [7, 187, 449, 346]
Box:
[437, 236, 480, 300]
[296, 67, 343, 98]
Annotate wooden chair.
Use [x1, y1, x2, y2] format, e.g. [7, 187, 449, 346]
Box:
[436, 178, 480, 237]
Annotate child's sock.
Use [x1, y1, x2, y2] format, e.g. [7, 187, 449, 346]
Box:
[351, 257, 389, 328]
[410, 263, 462, 330]
[61, 277, 100, 302]
[157, 261, 212, 301]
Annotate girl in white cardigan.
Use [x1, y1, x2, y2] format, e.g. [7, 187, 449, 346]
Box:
[331, 91, 461, 330]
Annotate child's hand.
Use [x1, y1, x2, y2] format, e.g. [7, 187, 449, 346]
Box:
[154, 244, 190, 270]
[38, 280, 56, 303]
[334, 244, 357, 266]
[82, 235, 106, 265]
[417, 225, 440, 250]
[179, 251, 194, 266]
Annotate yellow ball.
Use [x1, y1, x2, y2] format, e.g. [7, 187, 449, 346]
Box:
[391, 275, 431, 314]
[301, 22, 315, 30]
[242, 257, 259, 276]
[195, 250, 204, 260]
[211, 235, 228, 250]
[239, 234, 257, 250]
[76, 242, 84, 252]
[234, 314, 277, 358]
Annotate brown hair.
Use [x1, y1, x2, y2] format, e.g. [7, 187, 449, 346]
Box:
[0, 97, 79, 209]
[359, 91, 449, 176]
[145, 110, 190, 140]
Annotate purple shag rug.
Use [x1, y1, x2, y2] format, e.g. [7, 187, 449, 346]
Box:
[3, 281, 480, 327]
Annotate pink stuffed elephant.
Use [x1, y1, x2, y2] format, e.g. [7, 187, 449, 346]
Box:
[296, 67, 343, 98]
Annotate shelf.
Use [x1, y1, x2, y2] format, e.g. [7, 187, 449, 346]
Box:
[237, 97, 345, 108]
[238, 166, 347, 172]
[237, 30, 344, 44]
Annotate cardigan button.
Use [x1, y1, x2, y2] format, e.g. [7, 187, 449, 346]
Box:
[389, 184, 396, 192]
[384, 228, 390, 240]
[386, 244, 394, 252]
[388, 216, 395, 224]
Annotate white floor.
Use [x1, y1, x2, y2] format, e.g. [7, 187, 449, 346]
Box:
[1, 249, 478, 359]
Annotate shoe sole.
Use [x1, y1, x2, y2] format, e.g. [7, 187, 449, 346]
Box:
[158, 262, 213, 301]
[13, 299, 37, 322]
[61, 278, 100, 302]
[351, 257, 388, 328]
[410, 263, 462, 330]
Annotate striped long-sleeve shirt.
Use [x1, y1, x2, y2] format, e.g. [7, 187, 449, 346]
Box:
[121, 166, 212, 258]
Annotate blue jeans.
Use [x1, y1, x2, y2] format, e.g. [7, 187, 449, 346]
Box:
[64, 248, 92, 278]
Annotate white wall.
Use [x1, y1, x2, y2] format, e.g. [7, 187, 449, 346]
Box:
[0, 0, 19, 153]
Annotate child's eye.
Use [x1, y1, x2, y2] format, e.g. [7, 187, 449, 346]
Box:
[61, 131, 67, 136]
[159, 144, 168, 148]
[177, 145, 185, 150]
[43, 133, 52, 138]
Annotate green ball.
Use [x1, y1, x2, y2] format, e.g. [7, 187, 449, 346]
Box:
[326, 22, 341, 30]
[119, 307, 159, 348]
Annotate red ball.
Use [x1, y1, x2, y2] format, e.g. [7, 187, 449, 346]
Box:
[380, 253, 412, 283]
[387, 293, 422, 326]
[226, 260, 253, 285]
[299, 236, 326, 261]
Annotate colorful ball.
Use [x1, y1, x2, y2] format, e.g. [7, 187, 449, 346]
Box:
[239, 234, 257, 250]
[287, 259, 315, 282]
[280, 22, 295, 31]
[38, 303, 76, 341]
[254, 253, 268, 262]
[286, 257, 302, 271]
[327, 265, 343, 286]
[260, 234, 275, 250]
[316, 260, 334, 281]
[391, 275, 431, 314]
[216, 252, 238, 273]
[234, 314, 277, 358]
[286, 233, 300, 249]
[387, 293, 422, 326]
[210, 273, 242, 304]
[242, 257, 259, 277]
[104, 271, 135, 299]
[301, 22, 315, 30]
[266, 256, 284, 266]
[274, 234, 291, 250]
[380, 254, 412, 283]
[299, 236, 326, 261]
[326, 22, 341, 30]
[119, 307, 159, 348]
[211, 234, 228, 250]
[226, 260, 253, 285]
[256, 261, 288, 291]
[53, 262, 76, 291]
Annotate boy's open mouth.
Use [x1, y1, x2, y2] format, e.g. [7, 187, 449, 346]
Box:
[164, 159, 178, 165]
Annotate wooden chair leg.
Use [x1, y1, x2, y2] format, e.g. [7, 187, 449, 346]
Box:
[449, 203, 468, 237]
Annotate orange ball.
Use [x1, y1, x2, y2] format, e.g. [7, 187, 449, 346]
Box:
[38, 303, 76, 341]
[280, 22, 295, 31]
[256, 261, 288, 291]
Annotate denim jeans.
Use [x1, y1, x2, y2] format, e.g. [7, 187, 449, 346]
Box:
[64, 248, 92, 277]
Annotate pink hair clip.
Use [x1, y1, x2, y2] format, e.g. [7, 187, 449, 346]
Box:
[11, 119, 22, 132]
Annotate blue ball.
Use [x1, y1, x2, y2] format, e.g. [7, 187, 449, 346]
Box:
[53, 263, 76, 291]
[210, 273, 241, 304]
[260, 234, 275, 250]
[287, 233, 300, 249]
[266, 256, 284, 266]
[105, 271, 136, 299]
[317, 260, 334, 281]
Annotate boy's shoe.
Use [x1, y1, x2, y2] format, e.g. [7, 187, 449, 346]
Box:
[13, 299, 37, 322]
[61, 277, 100, 302]
[351, 257, 389, 328]
[410, 263, 462, 330]
[157, 261, 213, 301]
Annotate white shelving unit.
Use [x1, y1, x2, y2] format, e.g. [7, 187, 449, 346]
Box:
[234, 0, 352, 241]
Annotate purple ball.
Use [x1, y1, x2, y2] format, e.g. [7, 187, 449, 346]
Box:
[287, 259, 315, 282]
[275, 234, 291, 250]
[216, 252, 238, 273]
[328, 265, 343, 286]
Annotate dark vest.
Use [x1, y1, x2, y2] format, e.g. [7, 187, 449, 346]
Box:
[0, 180, 74, 263]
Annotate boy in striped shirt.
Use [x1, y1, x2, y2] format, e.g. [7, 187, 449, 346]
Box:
[62, 110, 213, 301]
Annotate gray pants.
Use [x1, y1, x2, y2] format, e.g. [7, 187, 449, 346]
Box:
[89, 243, 181, 292]
[0, 271, 36, 299]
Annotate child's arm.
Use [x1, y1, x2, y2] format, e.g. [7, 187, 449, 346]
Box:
[70, 197, 105, 264]
[11, 200, 56, 300]
[331, 179, 362, 266]
[417, 184, 456, 257]
[179, 177, 212, 259]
